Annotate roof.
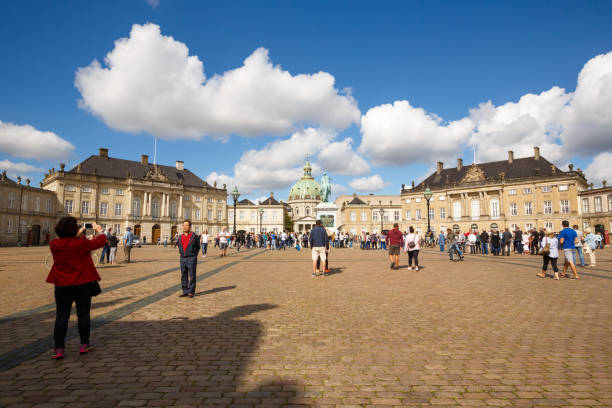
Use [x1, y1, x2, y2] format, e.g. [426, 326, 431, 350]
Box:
[67, 155, 219, 189]
[237, 198, 256, 206]
[407, 156, 584, 193]
[347, 196, 367, 205]
[260, 195, 281, 205]
[288, 161, 321, 201]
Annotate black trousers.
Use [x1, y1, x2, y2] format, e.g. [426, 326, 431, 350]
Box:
[502, 242, 511, 256]
[54, 283, 92, 349]
[408, 250, 419, 266]
[180, 256, 197, 294]
[542, 256, 558, 272]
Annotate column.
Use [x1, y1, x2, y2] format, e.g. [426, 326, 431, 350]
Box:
[178, 195, 183, 218]
[127, 189, 133, 218]
[161, 193, 166, 218]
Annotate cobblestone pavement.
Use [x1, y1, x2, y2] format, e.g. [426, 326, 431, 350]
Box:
[1, 244, 611, 407]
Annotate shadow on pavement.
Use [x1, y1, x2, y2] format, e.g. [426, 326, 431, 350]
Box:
[194, 285, 236, 297]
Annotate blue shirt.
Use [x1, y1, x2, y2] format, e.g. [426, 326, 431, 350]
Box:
[558, 228, 577, 249]
[123, 231, 134, 247]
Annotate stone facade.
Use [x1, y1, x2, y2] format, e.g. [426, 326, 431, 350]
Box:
[334, 194, 403, 234]
[0, 171, 58, 246]
[401, 147, 587, 235]
[578, 182, 612, 243]
[228, 193, 287, 234]
[41, 148, 228, 243]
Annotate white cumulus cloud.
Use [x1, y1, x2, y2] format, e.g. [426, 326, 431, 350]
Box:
[0, 160, 43, 178]
[359, 100, 474, 166]
[75, 23, 360, 139]
[584, 152, 612, 186]
[348, 174, 389, 192]
[0, 121, 74, 160]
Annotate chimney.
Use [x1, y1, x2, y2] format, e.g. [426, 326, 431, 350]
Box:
[508, 151, 514, 163]
[534, 146, 540, 160]
[457, 158, 463, 171]
[411, 181, 415, 188]
[99, 148, 108, 158]
[141, 155, 149, 165]
[603, 180, 607, 187]
[437, 161, 444, 175]
[270, 192, 274, 198]
[175, 160, 184, 171]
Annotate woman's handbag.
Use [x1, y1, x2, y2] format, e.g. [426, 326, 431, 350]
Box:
[540, 239, 550, 257]
[407, 234, 416, 249]
[89, 281, 102, 297]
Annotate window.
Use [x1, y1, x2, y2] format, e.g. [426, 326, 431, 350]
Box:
[583, 221, 590, 231]
[100, 202, 108, 216]
[20, 220, 26, 233]
[273, 211, 279, 222]
[81, 185, 92, 193]
[383, 211, 389, 221]
[151, 200, 159, 217]
[490, 223, 498, 231]
[208, 197, 214, 203]
[46, 198, 52, 213]
[250, 211, 255, 222]
[208, 209, 213, 220]
[115, 189, 124, 195]
[439, 207, 446, 219]
[609, 196, 612, 212]
[525, 223, 534, 231]
[132, 198, 141, 216]
[101, 187, 109, 195]
[544, 222, 553, 231]
[452, 201, 461, 220]
[184, 195, 190, 201]
[415, 209, 422, 220]
[228, 210, 234, 220]
[510, 223, 519, 231]
[394, 210, 400, 221]
[170, 201, 177, 218]
[7, 218, 13, 233]
[524, 202, 533, 215]
[415, 197, 422, 203]
[438, 196, 445, 201]
[217, 210, 222, 220]
[558, 185, 569, 191]
[295, 208, 300, 216]
[65, 184, 76, 192]
[239, 210, 244, 221]
[194, 226, 200, 234]
[406, 210, 412, 220]
[471, 199, 480, 219]
[594, 197, 602, 212]
[65, 199, 74, 214]
[8, 192, 15, 209]
[361, 211, 367, 221]
[543, 201, 552, 214]
[21, 194, 27, 210]
[508, 189, 517, 196]
[184, 207, 191, 219]
[471, 224, 478, 232]
[195, 196, 202, 202]
[81, 200, 90, 214]
[541, 186, 551, 193]
[510, 203, 517, 216]
[114, 224, 121, 235]
[35, 197, 40, 212]
[523, 188, 532, 194]
[405, 198, 411, 203]
[217, 199, 223, 204]
[582, 198, 590, 213]
[372, 211, 379, 222]
[350, 211, 356, 222]
[560, 200, 570, 214]
[114, 203, 122, 216]
[305, 207, 311, 215]
[490, 199, 499, 218]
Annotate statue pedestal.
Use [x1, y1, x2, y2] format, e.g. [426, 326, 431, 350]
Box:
[316, 202, 339, 234]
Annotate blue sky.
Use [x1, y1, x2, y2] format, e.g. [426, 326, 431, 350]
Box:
[1, 0, 611, 201]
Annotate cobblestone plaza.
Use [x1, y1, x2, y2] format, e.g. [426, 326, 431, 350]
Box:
[1, 246, 611, 407]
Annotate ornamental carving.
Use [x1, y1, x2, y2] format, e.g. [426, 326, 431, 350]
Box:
[143, 165, 170, 182]
[461, 164, 486, 183]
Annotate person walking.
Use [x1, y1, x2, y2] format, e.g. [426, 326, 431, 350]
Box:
[558, 220, 579, 279]
[501, 228, 512, 256]
[480, 229, 489, 255]
[530, 229, 540, 255]
[122, 227, 134, 263]
[108, 232, 119, 264]
[385, 223, 404, 270]
[178, 220, 200, 298]
[309, 220, 329, 277]
[219, 227, 230, 257]
[403, 226, 420, 270]
[572, 225, 585, 267]
[46, 217, 106, 359]
[536, 231, 560, 280]
[438, 230, 446, 252]
[490, 230, 501, 256]
[514, 227, 523, 254]
[99, 227, 112, 264]
[584, 227, 599, 267]
[200, 230, 209, 258]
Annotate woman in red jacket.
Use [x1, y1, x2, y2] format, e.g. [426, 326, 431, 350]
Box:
[47, 217, 106, 359]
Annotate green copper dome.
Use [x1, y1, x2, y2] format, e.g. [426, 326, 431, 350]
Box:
[288, 161, 321, 201]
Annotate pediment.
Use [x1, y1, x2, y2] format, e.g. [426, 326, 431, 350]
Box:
[143, 165, 170, 182]
[461, 164, 486, 183]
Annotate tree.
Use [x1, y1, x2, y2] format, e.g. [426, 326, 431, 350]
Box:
[284, 212, 294, 231]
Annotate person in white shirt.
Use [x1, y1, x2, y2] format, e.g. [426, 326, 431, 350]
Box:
[403, 227, 421, 271]
[280, 231, 287, 250]
[200, 230, 209, 258]
[537, 231, 560, 280]
[219, 228, 230, 257]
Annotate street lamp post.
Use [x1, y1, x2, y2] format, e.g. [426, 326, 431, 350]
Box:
[424, 186, 433, 236]
[258, 207, 264, 235]
[379, 207, 384, 235]
[231, 186, 240, 236]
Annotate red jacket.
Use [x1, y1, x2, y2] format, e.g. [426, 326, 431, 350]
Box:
[386, 228, 404, 247]
[46, 234, 106, 287]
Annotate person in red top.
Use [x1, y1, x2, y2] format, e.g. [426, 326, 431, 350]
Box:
[386, 223, 404, 270]
[178, 220, 200, 298]
[46, 216, 106, 359]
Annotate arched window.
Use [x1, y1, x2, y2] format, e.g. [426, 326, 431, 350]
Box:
[471, 223, 478, 232]
[305, 207, 310, 215]
[295, 208, 300, 216]
[453, 224, 460, 232]
[132, 198, 141, 216]
[490, 223, 498, 231]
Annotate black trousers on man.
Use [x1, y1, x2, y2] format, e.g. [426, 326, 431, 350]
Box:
[180, 256, 197, 295]
[54, 283, 92, 349]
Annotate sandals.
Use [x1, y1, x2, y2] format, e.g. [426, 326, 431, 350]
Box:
[536, 273, 546, 278]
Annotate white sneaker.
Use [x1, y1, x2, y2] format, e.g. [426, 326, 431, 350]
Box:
[415, 267, 419, 271]
[407, 267, 412, 270]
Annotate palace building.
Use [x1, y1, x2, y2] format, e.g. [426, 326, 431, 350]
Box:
[334, 194, 403, 235]
[579, 181, 612, 241]
[287, 160, 321, 232]
[228, 192, 288, 234]
[400, 147, 587, 234]
[41, 148, 228, 243]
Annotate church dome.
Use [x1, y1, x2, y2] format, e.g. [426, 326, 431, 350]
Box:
[288, 161, 321, 201]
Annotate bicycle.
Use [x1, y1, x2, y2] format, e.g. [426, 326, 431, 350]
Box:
[44, 251, 100, 270]
[449, 244, 464, 262]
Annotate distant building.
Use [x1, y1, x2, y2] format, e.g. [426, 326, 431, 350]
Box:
[287, 161, 321, 232]
[0, 171, 57, 246]
[401, 147, 587, 234]
[228, 192, 287, 234]
[334, 194, 403, 234]
[41, 147, 228, 243]
[578, 181, 611, 243]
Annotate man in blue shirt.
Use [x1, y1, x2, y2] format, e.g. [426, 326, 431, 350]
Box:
[558, 220, 579, 279]
[309, 220, 329, 277]
[123, 226, 134, 263]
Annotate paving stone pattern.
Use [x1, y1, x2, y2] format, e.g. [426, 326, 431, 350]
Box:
[0, 244, 611, 407]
